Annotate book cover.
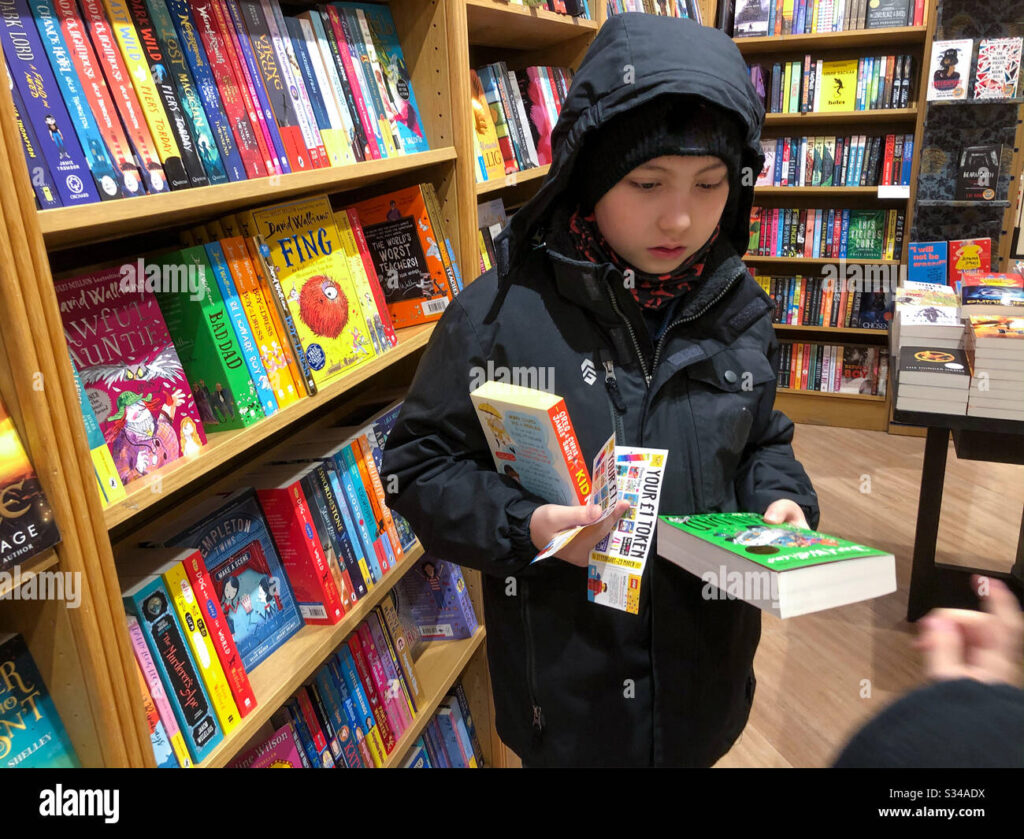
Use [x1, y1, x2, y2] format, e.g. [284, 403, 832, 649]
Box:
[974, 37, 1022, 100]
[2, 0, 100, 204]
[955, 144, 1001, 201]
[395, 555, 478, 641]
[907, 241, 948, 285]
[0, 395, 61, 571]
[152, 246, 265, 431]
[899, 346, 971, 381]
[165, 487, 304, 671]
[962, 285, 1024, 315]
[865, 0, 910, 29]
[250, 193, 376, 388]
[948, 237, 992, 286]
[133, 645, 179, 768]
[164, 0, 247, 181]
[819, 59, 858, 111]
[337, 207, 397, 352]
[350, 184, 454, 327]
[845, 209, 885, 259]
[969, 315, 1024, 342]
[122, 574, 223, 763]
[733, 0, 770, 36]
[0, 633, 79, 767]
[55, 266, 208, 486]
[927, 38, 972, 100]
[469, 68, 503, 180]
[69, 355, 125, 507]
[229, 723, 304, 767]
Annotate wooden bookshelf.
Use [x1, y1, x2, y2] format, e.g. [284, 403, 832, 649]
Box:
[773, 324, 889, 336]
[775, 388, 890, 430]
[466, 0, 598, 49]
[754, 186, 909, 198]
[746, 255, 901, 265]
[734, 24, 928, 55]
[103, 323, 435, 532]
[477, 163, 551, 195]
[777, 387, 886, 401]
[201, 543, 424, 768]
[39, 148, 458, 251]
[0, 549, 60, 599]
[764, 107, 919, 127]
[383, 627, 487, 767]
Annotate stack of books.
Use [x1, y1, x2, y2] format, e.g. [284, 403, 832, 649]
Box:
[895, 346, 971, 415]
[891, 280, 962, 363]
[960, 272, 1024, 319]
[965, 316, 1024, 420]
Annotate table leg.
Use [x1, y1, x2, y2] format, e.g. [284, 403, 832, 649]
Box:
[907, 427, 950, 622]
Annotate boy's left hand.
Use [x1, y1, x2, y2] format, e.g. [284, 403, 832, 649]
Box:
[763, 498, 808, 529]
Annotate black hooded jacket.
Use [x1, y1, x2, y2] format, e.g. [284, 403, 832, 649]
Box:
[381, 13, 819, 767]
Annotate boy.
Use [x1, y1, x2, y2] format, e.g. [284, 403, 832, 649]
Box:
[381, 13, 818, 767]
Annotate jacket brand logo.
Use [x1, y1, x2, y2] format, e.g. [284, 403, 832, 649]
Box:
[580, 358, 597, 385]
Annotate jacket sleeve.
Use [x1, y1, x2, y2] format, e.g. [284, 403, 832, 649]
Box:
[380, 298, 545, 578]
[734, 335, 820, 528]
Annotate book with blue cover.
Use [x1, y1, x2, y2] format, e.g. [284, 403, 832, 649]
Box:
[0, 633, 79, 767]
[161, 488, 304, 672]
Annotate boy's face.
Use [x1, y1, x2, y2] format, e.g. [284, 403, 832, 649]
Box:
[593, 155, 730, 275]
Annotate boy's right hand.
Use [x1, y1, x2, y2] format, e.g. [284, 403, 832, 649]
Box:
[530, 500, 631, 567]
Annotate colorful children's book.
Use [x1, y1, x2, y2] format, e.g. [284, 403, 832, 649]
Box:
[907, 241, 948, 285]
[973, 37, 1022, 100]
[5, 57, 62, 209]
[0, 395, 61, 571]
[948, 237, 992, 287]
[161, 488, 304, 671]
[249, 194, 376, 388]
[349, 184, 457, 328]
[69, 356, 126, 508]
[229, 723, 305, 768]
[133, 656, 179, 768]
[55, 266, 207, 486]
[395, 556, 479, 641]
[657, 512, 896, 619]
[0, 633, 80, 767]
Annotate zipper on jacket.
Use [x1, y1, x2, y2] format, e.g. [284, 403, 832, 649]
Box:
[520, 579, 544, 734]
[603, 359, 627, 443]
[605, 285, 651, 385]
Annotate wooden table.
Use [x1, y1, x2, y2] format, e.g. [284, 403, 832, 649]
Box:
[891, 403, 1024, 621]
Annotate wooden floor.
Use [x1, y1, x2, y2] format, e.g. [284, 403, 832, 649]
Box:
[715, 423, 1024, 768]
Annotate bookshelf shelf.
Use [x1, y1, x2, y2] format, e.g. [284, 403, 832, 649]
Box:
[734, 24, 928, 55]
[746, 255, 900, 265]
[764, 107, 918, 126]
[466, 0, 597, 49]
[103, 323, 436, 532]
[201, 543, 423, 768]
[754, 186, 908, 197]
[773, 324, 889, 336]
[928, 97, 1024, 106]
[38, 148, 458, 251]
[0, 549, 60, 599]
[477, 163, 551, 195]
[777, 387, 886, 402]
[383, 626, 487, 767]
[916, 199, 1010, 208]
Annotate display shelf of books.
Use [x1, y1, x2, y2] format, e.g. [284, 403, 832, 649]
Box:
[773, 323, 887, 335]
[734, 23, 928, 54]
[382, 625, 487, 766]
[201, 541, 423, 767]
[0, 0, 517, 768]
[476, 161, 551, 195]
[763, 106, 919, 125]
[39, 147, 459, 251]
[466, 0, 599, 49]
[778, 386, 885, 400]
[754, 185, 906, 196]
[103, 322, 436, 532]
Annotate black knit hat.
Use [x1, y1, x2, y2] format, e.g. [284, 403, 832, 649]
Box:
[574, 95, 747, 212]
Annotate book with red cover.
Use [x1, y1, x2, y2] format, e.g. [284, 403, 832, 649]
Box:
[181, 547, 257, 717]
[230, 722, 305, 767]
[948, 238, 993, 287]
[346, 634, 396, 754]
[355, 622, 408, 739]
[253, 465, 346, 625]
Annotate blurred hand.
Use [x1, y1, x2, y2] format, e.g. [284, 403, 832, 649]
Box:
[530, 500, 631, 568]
[763, 498, 808, 529]
[914, 576, 1024, 688]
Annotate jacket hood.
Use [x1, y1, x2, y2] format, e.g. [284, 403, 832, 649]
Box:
[493, 13, 765, 280]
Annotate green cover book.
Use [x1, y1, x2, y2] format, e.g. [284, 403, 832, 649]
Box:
[153, 246, 264, 431]
[846, 210, 886, 259]
[659, 512, 884, 572]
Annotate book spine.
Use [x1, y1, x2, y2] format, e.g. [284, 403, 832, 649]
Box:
[162, 561, 241, 735]
[316, 3, 369, 160]
[3, 0, 101, 203]
[302, 8, 360, 162]
[181, 549, 256, 718]
[324, 460, 377, 587]
[279, 698, 320, 766]
[349, 4, 401, 154]
[262, 0, 325, 166]
[187, 0, 264, 176]
[5, 59, 62, 207]
[373, 603, 418, 712]
[304, 683, 345, 766]
[295, 15, 351, 166]
[293, 687, 334, 766]
[346, 634, 396, 754]
[331, 652, 382, 766]
[366, 612, 414, 728]
[126, 615, 192, 767]
[224, 0, 290, 173]
[355, 433, 403, 561]
[314, 667, 365, 767]
[503, 62, 538, 167]
[326, 2, 380, 159]
[488, 63, 525, 169]
[164, 0, 246, 181]
[356, 621, 408, 738]
[285, 16, 336, 165]
[341, 441, 393, 574]
[313, 462, 366, 599]
[337, 206, 396, 349]
[299, 471, 356, 606]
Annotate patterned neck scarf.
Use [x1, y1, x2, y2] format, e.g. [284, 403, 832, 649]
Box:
[567, 206, 720, 310]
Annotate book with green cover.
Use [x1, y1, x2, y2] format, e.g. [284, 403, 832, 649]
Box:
[153, 246, 264, 431]
[846, 210, 886, 259]
[657, 512, 896, 618]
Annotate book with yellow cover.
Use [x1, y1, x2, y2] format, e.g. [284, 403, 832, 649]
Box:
[819, 59, 859, 112]
[470, 69, 504, 181]
[161, 556, 241, 736]
[70, 360, 125, 509]
[219, 235, 302, 409]
[333, 211, 387, 357]
[250, 195, 376, 388]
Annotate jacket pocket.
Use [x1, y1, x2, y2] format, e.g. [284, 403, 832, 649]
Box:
[685, 348, 776, 510]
